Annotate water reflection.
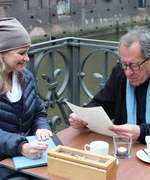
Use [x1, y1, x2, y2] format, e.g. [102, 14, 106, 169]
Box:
[36, 33, 121, 131]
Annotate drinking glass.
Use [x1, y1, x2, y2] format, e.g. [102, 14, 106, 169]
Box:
[113, 135, 132, 159]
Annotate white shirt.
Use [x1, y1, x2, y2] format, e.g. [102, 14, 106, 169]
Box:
[6, 72, 22, 102]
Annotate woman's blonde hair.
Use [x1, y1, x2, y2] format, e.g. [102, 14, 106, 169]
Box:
[0, 53, 10, 94]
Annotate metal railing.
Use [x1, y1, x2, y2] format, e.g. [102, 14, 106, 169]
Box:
[28, 37, 119, 131]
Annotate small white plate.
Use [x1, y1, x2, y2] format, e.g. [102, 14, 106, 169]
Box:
[136, 149, 150, 163]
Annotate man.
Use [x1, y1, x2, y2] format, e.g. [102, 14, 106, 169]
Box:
[69, 28, 150, 143]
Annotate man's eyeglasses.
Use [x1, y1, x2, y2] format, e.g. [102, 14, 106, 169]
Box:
[120, 57, 149, 71]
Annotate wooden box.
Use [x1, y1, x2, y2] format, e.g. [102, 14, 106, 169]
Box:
[48, 145, 117, 180]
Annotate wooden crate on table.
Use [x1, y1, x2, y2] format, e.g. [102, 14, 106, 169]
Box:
[48, 145, 117, 180]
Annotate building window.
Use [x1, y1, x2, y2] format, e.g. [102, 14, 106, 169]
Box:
[24, 0, 30, 10]
[57, 0, 70, 15]
[139, 0, 146, 8]
[39, 0, 43, 8]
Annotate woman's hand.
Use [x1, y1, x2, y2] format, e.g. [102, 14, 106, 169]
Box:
[21, 141, 48, 159]
[36, 129, 52, 141]
[69, 113, 88, 129]
[110, 124, 140, 141]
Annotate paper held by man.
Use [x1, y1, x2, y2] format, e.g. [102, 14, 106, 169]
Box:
[66, 101, 115, 137]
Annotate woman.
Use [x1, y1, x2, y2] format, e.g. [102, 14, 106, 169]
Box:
[0, 17, 52, 179]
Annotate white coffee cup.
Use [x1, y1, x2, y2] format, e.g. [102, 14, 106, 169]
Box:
[84, 141, 109, 155]
[145, 136, 150, 154]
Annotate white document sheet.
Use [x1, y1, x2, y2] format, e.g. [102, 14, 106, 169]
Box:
[66, 101, 115, 137]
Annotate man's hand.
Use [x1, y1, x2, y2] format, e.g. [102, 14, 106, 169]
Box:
[110, 124, 140, 141]
[69, 113, 88, 129]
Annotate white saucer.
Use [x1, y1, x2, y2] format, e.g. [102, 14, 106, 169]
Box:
[136, 149, 150, 163]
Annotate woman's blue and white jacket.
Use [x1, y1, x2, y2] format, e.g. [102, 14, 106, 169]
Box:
[0, 69, 50, 160]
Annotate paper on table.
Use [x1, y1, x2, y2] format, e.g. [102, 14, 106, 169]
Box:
[66, 101, 115, 137]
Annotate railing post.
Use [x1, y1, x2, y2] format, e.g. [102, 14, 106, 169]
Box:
[67, 38, 81, 105]
[104, 51, 108, 83]
[28, 54, 36, 78]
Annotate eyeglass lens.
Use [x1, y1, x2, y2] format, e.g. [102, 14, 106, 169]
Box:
[120, 58, 149, 71]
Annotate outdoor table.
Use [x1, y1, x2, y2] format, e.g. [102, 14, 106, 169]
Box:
[0, 127, 149, 180]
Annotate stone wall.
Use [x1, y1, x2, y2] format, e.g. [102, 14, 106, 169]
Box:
[0, 0, 150, 39]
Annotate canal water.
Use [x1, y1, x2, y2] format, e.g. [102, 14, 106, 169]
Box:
[79, 32, 123, 104]
[35, 31, 123, 128]
[36, 28, 146, 131]
[40, 32, 122, 130]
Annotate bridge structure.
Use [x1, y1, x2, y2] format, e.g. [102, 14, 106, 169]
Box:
[28, 37, 119, 131]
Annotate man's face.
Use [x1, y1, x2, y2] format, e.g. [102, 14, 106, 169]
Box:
[119, 42, 150, 86]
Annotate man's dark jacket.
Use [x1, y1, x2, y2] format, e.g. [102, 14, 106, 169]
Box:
[87, 63, 150, 143]
[0, 69, 50, 160]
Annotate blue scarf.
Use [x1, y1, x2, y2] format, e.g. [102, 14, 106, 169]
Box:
[126, 79, 150, 124]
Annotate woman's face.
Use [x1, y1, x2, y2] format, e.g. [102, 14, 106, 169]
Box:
[3, 46, 30, 73]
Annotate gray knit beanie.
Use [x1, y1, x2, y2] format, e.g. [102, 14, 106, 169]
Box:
[0, 17, 31, 52]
